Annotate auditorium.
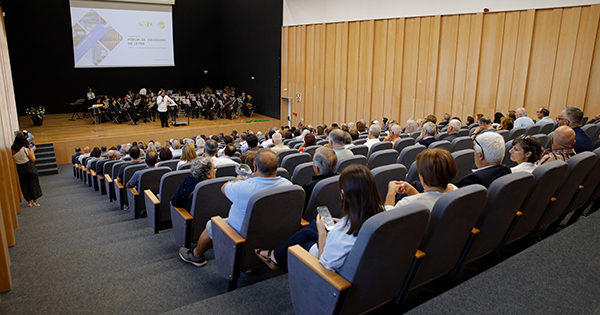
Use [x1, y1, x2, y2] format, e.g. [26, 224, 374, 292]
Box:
[0, 0, 599, 313]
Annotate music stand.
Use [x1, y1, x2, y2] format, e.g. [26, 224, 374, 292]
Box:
[69, 99, 85, 121]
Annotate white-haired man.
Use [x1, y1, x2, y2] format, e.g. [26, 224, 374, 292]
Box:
[514, 107, 534, 128]
[364, 124, 381, 149]
[418, 122, 439, 148]
[444, 119, 462, 142]
[458, 132, 511, 188]
[270, 132, 290, 153]
[384, 124, 402, 145]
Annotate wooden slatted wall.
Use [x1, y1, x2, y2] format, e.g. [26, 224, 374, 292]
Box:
[281, 5, 600, 127]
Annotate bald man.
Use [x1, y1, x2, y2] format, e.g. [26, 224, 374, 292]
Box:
[536, 126, 577, 166]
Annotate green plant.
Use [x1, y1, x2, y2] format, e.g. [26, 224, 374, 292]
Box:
[25, 106, 45, 119]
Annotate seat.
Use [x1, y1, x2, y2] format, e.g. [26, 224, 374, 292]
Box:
[317, 139, 329, 146]
[429, 140, 451, 151]
[396, 144, 425, 168]
[452, 149, 474, 184]
[457, 129, 469, 137]
[105, 161, 128, 202]
[405, 161, 419, 183]
[177, 163, 192, 170]
[367, 142, 392, 159]
[525, 124, 540, 136]
[509, 127, 526, 140]
[532, 134, 548, 149]
[546, 131, 554, 149]
[288, 140, 303, 149]
[288, 204, 430, 315]
[127, 167, 171, 219]
[539, 122, 554, 134]
[435, 131, 448, 140]
[276, 149, 299, 166]
[171, 176, 234, 248]
[352, 139, 367, 145]
[157, 160, 179, 171]
[216, 164, 238, 177]
[371, 164, 407, 202]
[291, 162, 316, 186]
[502, 140, 517, 168]
[409, 131, 420, 139]
[367, 149, 399, 170]
[393, 138, 415, 155]
[452, 172, 534, 272]
[99, 160, 118, 196]
[581, 124, 598, 140]
[348, 145, 368, 157]
[335, 155, 367, 174]
[115, 164, 146, 210]
[451, 136, 473, 152]
[144, 170, 191, 233]
[304, 175, 341, 221]
[277, 167, 290, 179]
[212, 185, 305, 290]
[566, 148, 600, 225]
[497, 130, 510, 142]
[89, 160, 99, 191]
[398, 185, 487, 299]
[228, 156, 242, 164]
[303, 145, 321, 157]
[293, 143, 303, 150]
[469, 123, 480, 131]
[281, 152, 312, 177]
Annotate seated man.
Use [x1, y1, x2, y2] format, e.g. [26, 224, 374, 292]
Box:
[240, 134, 259, 162]
[536, 107, 553, 125]
[557, 107, 592, 153]
[514, 107, 535, 128]
[418, 122, 439, 148]
[437, 113, 451, 130]
[444, 119, 462, 142]
[270, 132, 290, 153]
[178, 149, 292, 267]
[302, 147, 338, 208]
[203, 139, 239, 167]
[126, 151, 158, 189]
[171, 140, 183, 159]
[364, 124, 381, 149]
[458, 132, 511, 188]
[329, 129, 353, 159]
[72, 147, 82, 165]
[383, 124, 402, 145]
[96, 149, 119, 176]
[116, 146, 143, 184]
[471, 116, 495, 138]
[536, 126, 576, 166]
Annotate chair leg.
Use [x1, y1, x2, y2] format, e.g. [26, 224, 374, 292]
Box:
[566, 205, 587, 226]
[585, 199, 600, 217]
[227, 279, 238, 292]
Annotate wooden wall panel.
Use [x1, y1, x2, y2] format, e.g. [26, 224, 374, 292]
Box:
[282, 4, 600, 127]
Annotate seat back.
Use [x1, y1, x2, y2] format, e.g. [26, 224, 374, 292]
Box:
[409, 131, 420, 139]
[276, 167, 290, 179]
[288, 140, 303, 149]
[371, 164, 407, 202]
[532, 134, 548, 149]
[546, 131, 554, 148]
[457, 129, 469, 137]
[539, 122, 554, 134]
[152, 170, 191, 228]
[465, 172, 534, 263]
[291, 162, 317, 186]
[435, 131, 447, 140]
[509, 127, 526, 140]
[349, 145, 368, 157]
[397, 144, 425, 168]
[303, 145, 321, 157]
[502, 140, 517, 167]
[336, 155, 367, 173]
[525, 124, 540, 135]
[281, 152, 312, 177]
[157, 160, 179, 171]
[216, 164, 237, 177]
[367, 149, 399, 170]
[497, 130, 510, 142]
[229, 156, 242, 164]
[304, 175, 341, 221]
[570, 147, 600, 211]
[429, 140, 451, 151]
[393, 138, 415, 155]
[367, 142, 392, 159]
[582, 124, 598, 139]
[102, 160, 119, 177]
[178, 163, 192, 170]
[123, 164, 147, 186]
[334, 205, 431, 315]
[276, 149, 299, 166]
[411, 184, 487, 288]
[352, 138, 367, 145]
[133, 167, 170, 214]
[316, 139, 329, 146]
[507, 161, 568, 243]
[238, 185, 306, 270]
[451, 136, 473, 152]
[405, 161, 419, 183]
[452, 149, 474, 184]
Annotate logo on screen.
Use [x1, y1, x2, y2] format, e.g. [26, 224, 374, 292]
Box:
[158, 21, 166, 29]
[139, 22, 153, 27]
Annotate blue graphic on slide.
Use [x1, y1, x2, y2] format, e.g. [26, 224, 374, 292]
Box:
[74, 24, 107, 62]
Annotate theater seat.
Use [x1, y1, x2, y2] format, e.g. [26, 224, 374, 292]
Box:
[393, 138, 415, 155]
[367, 149, 399, 170]
[336, 155, 367, 174]
[115, 164, 146, 210]
[452, 149, 474, 185]
[367, 142, 392, 160]
[281, 152, 312, 177]
[145, 170, 191, 233]
[348, 145, 368, 157]
[304, 175, 341, 222]
[127, 167, 170, 219]
[291, 162, 316, 186]
[371, 164, 407, 202]
[396, 144, 425, 169]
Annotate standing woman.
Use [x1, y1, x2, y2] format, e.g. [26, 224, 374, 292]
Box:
[11, 134, 42, 207]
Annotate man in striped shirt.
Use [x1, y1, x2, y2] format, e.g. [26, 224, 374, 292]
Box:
[536, 126, 576, 166]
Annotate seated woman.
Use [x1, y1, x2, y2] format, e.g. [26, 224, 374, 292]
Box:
[256, 164, 384, 272]
[299, 133, 316, 152]
[496, 116, 514, 131]
[385, 148, 458, 211]
[171, 158, 216, 212]
[177, 142, 197, 170]
[509, 135, 542, 173]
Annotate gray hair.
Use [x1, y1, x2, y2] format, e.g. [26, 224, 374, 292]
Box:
[391, 124, 402, 136]
[329, 129, 346, 145]
[563, 107, 584, 126]
[516, 107, 528, 117]
[474, 132, 505, 164]
[443, 113, 451, 121]
[348, 122, 355, 130]
[190, 157, 214, 181]
[272, 132, 283, 144]
[313, 147, 337, 176]
[204, 139, 219, 156]
[344, 132, 352, 144]
[405, 119, 418, 133]
[369, 124, 381, 138]
[423, 122, 436, 136]
[448, 119, 461, 132]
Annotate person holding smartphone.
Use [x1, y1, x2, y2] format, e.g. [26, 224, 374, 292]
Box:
[11, 134, 42, 207]
[256, 164, 384, 272]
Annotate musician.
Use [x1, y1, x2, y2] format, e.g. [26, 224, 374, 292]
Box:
[87, 88, 95, 102]
[224, 95, 237, 120]
[202, 93, 215, 119]
[190, 94, 202, 118]
[157, 91, 176, 128]
[243, 94, 255, 117]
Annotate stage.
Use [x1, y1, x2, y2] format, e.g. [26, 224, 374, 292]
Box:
[18, 112, 280, 165]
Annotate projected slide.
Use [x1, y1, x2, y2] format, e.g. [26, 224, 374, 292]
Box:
[70, 7, 174, 67]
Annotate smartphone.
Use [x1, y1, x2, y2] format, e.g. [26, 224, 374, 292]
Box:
[317, 206, 335, 231]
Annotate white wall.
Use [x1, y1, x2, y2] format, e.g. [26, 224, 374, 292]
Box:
[283, 0, 600, 26]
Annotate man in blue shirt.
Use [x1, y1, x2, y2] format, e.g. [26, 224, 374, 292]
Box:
[557, 107, 593, 153]
[179, 149, 292, 267]
[514, 107, 535, 128]
[536, 107, 553, 125]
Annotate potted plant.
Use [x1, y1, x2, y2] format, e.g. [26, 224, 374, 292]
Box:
[25, 106, 45, 126]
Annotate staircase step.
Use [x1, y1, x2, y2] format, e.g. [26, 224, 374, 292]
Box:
[35, 162, 58, 170]
[38, 167, 58, 176]
[36, 156, 56, 163]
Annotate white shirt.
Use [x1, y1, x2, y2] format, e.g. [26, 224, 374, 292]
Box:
[511, 162, 537, 174]
[260, 139, 273, 148]
[87, 92, 95, 100]
[139, 88, 147, 96]
[514, 116, 535, 128]
[364, 138, 381, 149]
[308, 217, 357, 272]
[156, 95, 175, 112]
[537, 117, 553, 125]
[211, 156, 239, 167]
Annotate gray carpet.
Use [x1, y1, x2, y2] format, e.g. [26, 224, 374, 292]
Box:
[0, 165, 293, 314]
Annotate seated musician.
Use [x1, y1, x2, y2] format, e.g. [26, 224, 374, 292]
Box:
[243, 94, 255, 117]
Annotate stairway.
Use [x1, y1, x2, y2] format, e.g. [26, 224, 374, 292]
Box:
[34, 143, 59, 176]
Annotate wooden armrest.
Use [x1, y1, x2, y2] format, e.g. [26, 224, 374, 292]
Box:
[415, 249, 426, 260]
[86, 169, 91, 174]
[172, 203, 193, 221]
[551, 197, 557, 202]
[129, 187, 139, 196]
[144, 189, 160, 205]
[98, 175, 104, 180]
[105, 174, 113, 183]
[212, 216, 245, 244]
[471, 228, 480, 235]
[91, 170, 97, 176]
[516, 211, 523, 217]
[301, 218, 309, 227]
[579, 185, 584, 189]
[115, 181, 124, 189]
[288, 245, 351, 291]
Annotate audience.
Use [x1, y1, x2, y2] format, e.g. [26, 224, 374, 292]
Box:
[127, 151, 158, 189]
[514, 107, 535, 128]
[418, 122, 438, 148]
[458, 132, 511, 188]
[177, 142, 197, 170]
[299, 133, 316, 152]
[536, 107, 553, 125]
[471, 116, 495, 138]
[204, 140, 239, 167]
[536, 126, 577, 166]
[116, 146, 142, 183]
[171, 157, 216, 212]
[497, 116, 514, 131]
[444, 119, 461, 142]
[384, 124, 402, 145]
[557, 107, 593, 153]
[364, 124, 381, 149]
[301, 147, 338, 208]
[270, 133, 290, 153]
[329, 129, 353, 159]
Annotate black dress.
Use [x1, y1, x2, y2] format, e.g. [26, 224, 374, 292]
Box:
[14, 147, 43, 202]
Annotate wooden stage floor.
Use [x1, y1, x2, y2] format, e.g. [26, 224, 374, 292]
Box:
[19, 113, 280, 165]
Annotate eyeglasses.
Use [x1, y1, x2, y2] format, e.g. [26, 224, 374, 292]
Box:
[556, 117, 570, 123]
[474, 138, 484, 156]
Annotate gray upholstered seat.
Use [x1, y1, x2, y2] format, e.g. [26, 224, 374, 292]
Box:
[336, 155, 367, 174]
[303, 145, 321, 157]
[497, 129, 510, 142]
[105, 161, 127, 202]
[409, 131, 420, 139]
[525, 124, 540, 136]
[546, 131, 554, 148]
[396, 144, 425, 168]
[352, 138, 367, 145]
[157, 160, 179, 171]
[288, 140, 303, 149]
[304, 175, 341, 221]
[349, 145, 368, 157]
[566, 147, 600, 225]
[405, 161, 419, 183]
[177, 163, 192, 170]
[293, 143, 303, 150]
[116, 164, 146, 210]
[276, 149, 299, 166]
[291, 162, 316, 186]
[457, 129, 469, 137]
[99, 160, 119, 196]
[171, 176, 234, 248]
[371, 164, 407, 202]
[317, 139, 329, 146]
[436, 131, 448, 140]
[228, 156, 242, 164]
[502, 140, 517, 168]
[509, 127, 526, 140]
[367, 149, 399, 170]
[288, 204, 430, 315]
[581, 124, 598, 139]
[281, 152, 312, 177]
[429, 140, 451, 151]
[145, 170, 191, 233]
[276, 167, 290, 179]
[127, 167, 171, 219]
[451, 136, 473, 152]
[212, 185, 305, 290]
[216, 164, 238, 177]
[539, 122, 554, 134]
[532, 134, 548, 149]
[367, 141, 392, 159]
[393, 137, 415, 155]
[452, 149, 474, 184]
